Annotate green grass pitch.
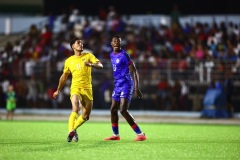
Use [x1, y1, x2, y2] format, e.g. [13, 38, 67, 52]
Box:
[0, 120, 239, 160]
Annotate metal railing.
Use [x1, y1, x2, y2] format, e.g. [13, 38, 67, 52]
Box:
[2, 59, 238, 112]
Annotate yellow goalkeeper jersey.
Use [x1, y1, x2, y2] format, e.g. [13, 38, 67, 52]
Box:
[63, 52, 100, 89]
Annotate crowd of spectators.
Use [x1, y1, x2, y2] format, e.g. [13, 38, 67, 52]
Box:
[0, 6, 239, 111]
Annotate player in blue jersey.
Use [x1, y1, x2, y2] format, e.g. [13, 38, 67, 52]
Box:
[104, 35, 146, 141]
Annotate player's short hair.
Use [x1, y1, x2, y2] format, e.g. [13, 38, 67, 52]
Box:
[70, 37, 80, 50]
[113, 35, 121, 39]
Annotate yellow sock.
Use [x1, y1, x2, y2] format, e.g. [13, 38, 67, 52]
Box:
[68, 112, 79, 132]
[74, 114, 85, 130]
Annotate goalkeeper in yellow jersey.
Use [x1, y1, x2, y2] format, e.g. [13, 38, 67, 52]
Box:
[53, 37, 103, 142]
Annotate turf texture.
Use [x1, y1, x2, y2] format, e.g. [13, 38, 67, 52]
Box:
[0, 121, 239, 160]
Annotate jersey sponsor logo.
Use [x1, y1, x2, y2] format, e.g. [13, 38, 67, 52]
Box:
[116, 59, 119, 63]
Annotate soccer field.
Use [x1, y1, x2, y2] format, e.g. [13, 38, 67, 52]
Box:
[0, 121, 239, 160]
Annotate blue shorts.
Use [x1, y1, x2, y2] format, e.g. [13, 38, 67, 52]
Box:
[112, 82, 134, 102]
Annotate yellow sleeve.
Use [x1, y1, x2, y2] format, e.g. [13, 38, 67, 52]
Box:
[63, 59, 70, 73]
[89, 53, 100, 63]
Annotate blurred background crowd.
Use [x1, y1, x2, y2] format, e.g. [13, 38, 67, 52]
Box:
[0, 1, 239, 116]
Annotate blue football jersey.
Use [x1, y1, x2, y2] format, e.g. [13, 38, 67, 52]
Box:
[110, 49, 134, 101]
[110, 49, 133, 84]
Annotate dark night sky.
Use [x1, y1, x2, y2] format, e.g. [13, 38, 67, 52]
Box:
[44, 0, 240, 15]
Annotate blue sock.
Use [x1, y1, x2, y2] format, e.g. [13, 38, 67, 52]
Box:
[131, 123, 142, 134]
[112, 123, 119, 135]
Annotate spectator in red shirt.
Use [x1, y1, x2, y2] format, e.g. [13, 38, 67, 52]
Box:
[155, 77, 170, 110]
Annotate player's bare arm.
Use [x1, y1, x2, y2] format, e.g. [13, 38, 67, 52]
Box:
[84, 61, 103, 69]
[53, 72, 69, 98]
[129, 62, 143, 99]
